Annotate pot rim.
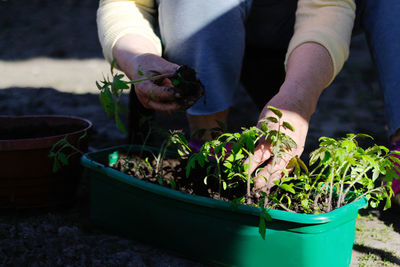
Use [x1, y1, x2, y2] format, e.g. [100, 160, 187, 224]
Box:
[0, 115, 92, 151]
[81, 144, 368, 225]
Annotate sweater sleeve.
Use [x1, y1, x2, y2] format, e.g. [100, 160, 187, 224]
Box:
[285, 0, 356, 86]
[97, 0, 162, 63]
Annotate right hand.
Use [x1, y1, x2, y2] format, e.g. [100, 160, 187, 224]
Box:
[125, 53, 183, 114]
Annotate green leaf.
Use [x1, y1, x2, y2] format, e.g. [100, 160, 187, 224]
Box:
[222, 181, 227, 190]
[223, 161, 233, 169]
[113, 74, 130, 92]
[280, 184, 295, 194]
[95, 81, 103, 90]
[267, 106, 282, 118]
[389, 155, 400, 165]
[296, 156, 308, 174]
[52, 160, 60, 173]
[286, 157, 297, 170]
[110, 59, 117, 74]
[116, 101, 129, 114]
[186, 159, 195, 177]
[78, 131, 87, 141]
[372, 168, 380, 181]
[169, 178, 176, 190]
[115, 112, 127, 135]
[57, 153, 69, 166]
[355, 133, 373, 140]
[266, 117, 278, 123]
[197, 154, 205, 167]
[244, 135, 255, 153]
[282, 121, 295, 132]
[99, 90, 115, 118]
[137, 65, 144, 76]
[260, 122, 269, 133]
[384, 196, 391, 210]
[341, 139, 356, 151]
[172, 79, 180, 87]
[301, 199, 309, 208]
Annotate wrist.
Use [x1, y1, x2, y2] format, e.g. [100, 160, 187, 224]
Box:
[112, 34, 160, 77]
[272, 81, 320, 121]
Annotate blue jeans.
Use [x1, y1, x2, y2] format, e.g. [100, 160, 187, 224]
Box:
[156, 0, 296, 115]
[356, 0, 400, 138]
[157, 0, 400, 137]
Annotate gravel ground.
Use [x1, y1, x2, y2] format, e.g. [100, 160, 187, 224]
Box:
[1, 1, 400, 266]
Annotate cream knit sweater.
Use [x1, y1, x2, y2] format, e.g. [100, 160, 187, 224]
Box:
[97, 0, 355, 84]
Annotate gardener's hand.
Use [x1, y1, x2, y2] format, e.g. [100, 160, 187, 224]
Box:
[113, 34, 183, 114]
[247, 42, 335, 193]
[127, 53, 183, 114]
[247, 89, 310, 192]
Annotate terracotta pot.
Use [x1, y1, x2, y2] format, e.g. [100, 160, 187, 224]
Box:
[0, 115, 92, 209]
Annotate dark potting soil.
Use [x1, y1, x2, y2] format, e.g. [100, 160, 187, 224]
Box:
[112, 151, 342, 214]
[112, 151, 247, 202]
[0, 121, 84, 140]
[169, 65, 204, 110]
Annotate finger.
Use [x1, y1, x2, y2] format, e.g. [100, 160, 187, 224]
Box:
[254, 156, 290, 191]
[246, 142, 273, 175]
[146, 60, 179, 76]
[136, 83, 180, 102]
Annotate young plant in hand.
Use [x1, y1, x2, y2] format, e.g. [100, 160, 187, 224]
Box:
[96, 61, 204, 134]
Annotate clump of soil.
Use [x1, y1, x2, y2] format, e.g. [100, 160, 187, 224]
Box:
[170, 65, 204, 110]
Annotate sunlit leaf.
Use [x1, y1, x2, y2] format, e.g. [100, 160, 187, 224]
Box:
[267, 106, 282, 118]
[282, 121, 295, 132]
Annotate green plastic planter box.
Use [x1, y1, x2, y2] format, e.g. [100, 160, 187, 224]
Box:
[81, 145, 367, 267]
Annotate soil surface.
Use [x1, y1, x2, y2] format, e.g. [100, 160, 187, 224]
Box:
[1, 1, 400, 266]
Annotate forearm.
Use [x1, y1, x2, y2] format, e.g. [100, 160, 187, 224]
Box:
[113, 33, 160, 79]
[285, 0, 355, 85]
[97, 0, 161, 63]
[277, 42, 333, 121]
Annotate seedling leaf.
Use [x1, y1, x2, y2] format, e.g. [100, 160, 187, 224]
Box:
[115, 112, 127, 135]
[266, 117, 278, 123]
[267, 106, 282, 118]
[282, 121, 295, 132]
[137, 65, 144, 76]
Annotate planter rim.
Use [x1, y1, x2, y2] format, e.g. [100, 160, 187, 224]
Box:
[81, 144, 368, 225]
[0, 115, 92, 151]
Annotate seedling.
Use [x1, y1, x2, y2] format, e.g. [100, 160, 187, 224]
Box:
[167, 106, 400, 238]
[96, 60, 204, 134]
[49, 131, 88, 172]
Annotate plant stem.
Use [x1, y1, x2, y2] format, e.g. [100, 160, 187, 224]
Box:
[353, 188, 383, 202]
[127, 73, 175, 84]
[278, 203, 295, 213]
[216, 158, 222, 195]
[314, 182, 329, 209]
[327, 165, 335, 212]
[337, 163, 351, 209]
[307, 164, 328, 199]
[341, 166, 372, 205]
[247, 154, 252, 201]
